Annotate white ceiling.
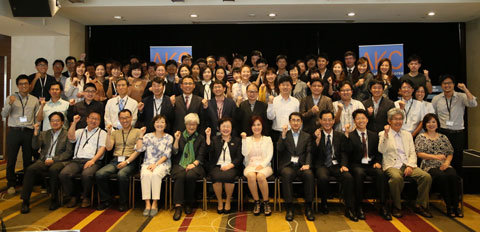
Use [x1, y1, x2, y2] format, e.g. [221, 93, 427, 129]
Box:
[56, 0, 480, 25]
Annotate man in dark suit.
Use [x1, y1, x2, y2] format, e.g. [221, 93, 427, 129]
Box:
[62, 56, 76, 77]
[21, 112, 73, 213]
[236, 83, 270, 136]
[362, 80, 395, 133]
[205, 80, 236, 136]
[142, 77, 177, 98]
[277, 112, 314, 221]
[138, 77, 174, 134]
[171, 75, 205, 133]
[300, 78, 334, 135]
[348, 109, 391, 221]
[313, 110, 357, 221]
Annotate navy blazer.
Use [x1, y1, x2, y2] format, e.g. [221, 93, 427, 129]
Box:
[205, 97, 236, 135]
[347, 130, 382, 166]
[313, 130, 350, 169]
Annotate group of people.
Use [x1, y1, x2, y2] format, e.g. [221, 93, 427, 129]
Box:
[2, 51, 476, 222]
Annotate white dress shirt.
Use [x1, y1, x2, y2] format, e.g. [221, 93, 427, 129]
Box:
[104, 95, 138, 129]
[71, 127, 107, 159]
[333, 99, 365, 132]
[39, 98, 69, 131]
[394, 98, 425, 133]
[267, 95, 300, 132]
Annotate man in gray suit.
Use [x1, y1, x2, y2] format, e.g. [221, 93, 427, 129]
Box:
[300, 78, 333, 135]
[379, 108, 432, 218]
[21, 112, 73, 214]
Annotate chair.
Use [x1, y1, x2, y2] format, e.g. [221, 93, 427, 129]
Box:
[203, 176, 242, 211]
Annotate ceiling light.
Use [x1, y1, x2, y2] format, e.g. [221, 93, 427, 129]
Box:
[427, 12, 435, 16]
[113, 16, 122, 19]
[347, 12, 355, 17]
[190, 14, 198, 18]
[249, 13, 256, 17]
[268, 13, 276, 17]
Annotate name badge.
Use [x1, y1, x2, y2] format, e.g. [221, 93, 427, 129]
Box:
[19, 116, 27, 122]
[291, 156, 299, 163]
[117, 156, 125, 162]
[332, 160, 338, 165]
[361, 157, 370, 164]
[446, 120, 454, 126]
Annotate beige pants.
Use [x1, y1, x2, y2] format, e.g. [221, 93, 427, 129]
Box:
[141, 164, 170, 200]
[385, 166, 432, 209]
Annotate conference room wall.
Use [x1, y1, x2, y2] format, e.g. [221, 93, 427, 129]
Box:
[466, 18, 480, 151]
[87, 23, 466, 85]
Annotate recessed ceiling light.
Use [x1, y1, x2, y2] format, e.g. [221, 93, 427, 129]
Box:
[269, 13, 276, 17]
[249, 13, 256, 17]
[113, 16, 122, 19]
[190, 14, 198, 18]
[427, 12, 435, 16]
[347, 12, 355, 17]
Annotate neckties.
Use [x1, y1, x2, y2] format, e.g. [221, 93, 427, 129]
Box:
[119, 99, 124, 111]
[361, 132, 367, 159]
[185, 95, 190, 110]
[348, 68, 352, 75]
[325, 134, 333, 167]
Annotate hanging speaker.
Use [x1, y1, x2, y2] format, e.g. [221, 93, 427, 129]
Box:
[9, 0, 60, 17]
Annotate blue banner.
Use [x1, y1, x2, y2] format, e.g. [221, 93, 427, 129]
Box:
[358, 44, 404, 77]
[149, 46, 192, 63]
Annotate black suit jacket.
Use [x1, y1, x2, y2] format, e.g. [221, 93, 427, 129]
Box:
[348, 130, 382, 166]
[299, 95, 334, 135]
[313, 130, 350, 169]
[277, 130, 312, 170]
[362, 97, 395, 133]
[194, 81, 215, 100]
[207, 136, 243, 171]
[62, 71, 71, 77]
[206, 97, 236, 135]
[236, 100, 270, 136]
[142, 81, 177, 98]
[137, 95, 174, 134]
[173, 94, 205, 133]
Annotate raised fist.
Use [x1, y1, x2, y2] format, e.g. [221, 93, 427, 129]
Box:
[205, 127, 211, 136]
[137, 102, 144, 111]
[268, 95, 274, 104]
[140, 126, 147, 135]
[8, 95, 16, 105]
[73, 115, 81, 123]
[240, 132, 247, 139]
[174, 131, 182, 140]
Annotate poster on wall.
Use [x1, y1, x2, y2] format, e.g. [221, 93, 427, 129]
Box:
[150, 46, 192, 63]
[358, 44, 404, 77]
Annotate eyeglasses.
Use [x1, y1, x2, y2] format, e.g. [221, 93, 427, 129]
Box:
[340, 89, 352, 93]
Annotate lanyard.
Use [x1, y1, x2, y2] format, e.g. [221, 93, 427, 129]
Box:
[154, 98, 162, 116]
[16, 93, 29, 116]
[121, 128, 132, 156]
[74, 128, 100, 158]
[112, 80, 118, 95]
[445, 96, 453, 120]
[47, 131, 60, 158]
[403, 99, 413, 123]
[39, 77, 47, 97]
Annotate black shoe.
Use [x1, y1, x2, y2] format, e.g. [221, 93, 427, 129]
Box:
[21, 201, 30, 214]
[320, 203, 329, 214]
[414, 206, 433, 218]
[345, 208, 358, 222]
[455, 207, 464, 218]
[392, 207, 402, 218]
[446, 206, 455, 218]
[253, 200, 261, 216]
[357, 207, 365, 220]
[263, 201, 272, 216]
[380, 206, 392, 221]
[49, 200, 59, 211]
[285, 208, 294, 221]
[305, 206, 315, 221]
[223, 208, 232, 214]
[173, 206, 182, 221]
[185, 204, 192, 215]
[118, 203, 128, 212]
[217, 208, 224, 214]
[96, 201, 111, 211]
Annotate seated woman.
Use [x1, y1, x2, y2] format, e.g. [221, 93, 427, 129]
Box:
[206, 117, 243, 214]
[171, 113, 206, 221]
[241, 116, 273, 216]
[415, 113, 462, 218]
[135, 115, 173, 217]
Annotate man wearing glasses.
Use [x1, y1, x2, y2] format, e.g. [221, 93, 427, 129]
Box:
[67, 83, 104, 129]
[333, 81, 365, 133]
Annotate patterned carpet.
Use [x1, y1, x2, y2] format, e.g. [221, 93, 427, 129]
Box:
[0, 167, 480, 231]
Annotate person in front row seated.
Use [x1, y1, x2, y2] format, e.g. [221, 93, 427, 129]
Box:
[362, 80, 395, 134]
[96, 109, 141, 212]
[206, 118, 243, 214]
[67, 82, 105, 129]
[313, 110, 357, 221]
[104, 78, 138, 130]
[300, 77, 334, 136]
[379, 108, 432, 218]
[347, 109, 391, 221]
[236, 83, 270, 136]
[61, 112, 106, 208]
[241, 116, 273, 216]
[171, 76, 205, 133]
[137, 77, 174, 134]
[21, 112, 73, 214]
[135, 115, 173, 217]
[172, 113, 206, 221]
[277, 112, 314, 221]
[415, 113, 463, 218]
[205, 80, 237, 137]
